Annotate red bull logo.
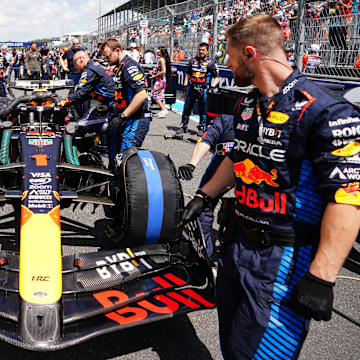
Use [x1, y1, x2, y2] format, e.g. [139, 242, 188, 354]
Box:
[332, 141, 360, 157]
[116, 100, 127, 110]
[193, 72, 205, 78]
[235, 185, 287, 214]
[335, 182, 360, 205]
[234, 159, 279, 187]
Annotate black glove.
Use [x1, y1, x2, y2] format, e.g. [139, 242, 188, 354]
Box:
[183, 85, 188, 98]
[291, 272, 334, 321]
[182, 196, 206, 224]
[209, 86, 217, 93]
[107, 113, 127, 132]
[178, 163, 195, 180]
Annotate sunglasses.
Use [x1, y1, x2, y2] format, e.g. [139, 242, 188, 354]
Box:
[103, 51, 113, 60]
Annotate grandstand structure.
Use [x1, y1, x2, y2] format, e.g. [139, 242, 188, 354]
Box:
[72, 0, 360, 81]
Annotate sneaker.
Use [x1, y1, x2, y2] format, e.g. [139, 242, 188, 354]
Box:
[158, 110, 168, 118]
[176, 127, 186, 136]
[105, 223, 123, 243]
[197, 126, 205, 137]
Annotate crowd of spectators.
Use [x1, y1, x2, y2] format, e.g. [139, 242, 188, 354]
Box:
[103, 0, 359, 67]
[1, 0, 359, 85]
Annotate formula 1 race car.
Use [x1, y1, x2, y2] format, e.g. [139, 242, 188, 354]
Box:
[0, 80, 215, 351]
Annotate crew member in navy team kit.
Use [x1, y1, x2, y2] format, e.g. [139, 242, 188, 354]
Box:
[60, 39, 85, 85]
[40, 47, 54, 80]
[176, 42, 220, 137]
[100, 37, 150, 167]
[178, 114, 235, 256]
[0, 47, 10, 97]
[57, 50, 115, 115]
[182, 15, 360, 359]
[100, 38, 150, 241]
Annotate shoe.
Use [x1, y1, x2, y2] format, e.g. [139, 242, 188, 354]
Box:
[197, 126, 205, 137]
[157, 110, 168, 118]
[105, 223, 123, 243]
[176, 127, 186, 136]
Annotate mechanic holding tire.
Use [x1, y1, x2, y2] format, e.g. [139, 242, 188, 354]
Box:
[176, 42, 220, 137]
[182, 15, 360, 359]
[178, 114, 234, 257]
[100, 38, 151, 241]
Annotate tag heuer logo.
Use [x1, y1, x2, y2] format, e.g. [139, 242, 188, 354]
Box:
[241, 107, 253, 121]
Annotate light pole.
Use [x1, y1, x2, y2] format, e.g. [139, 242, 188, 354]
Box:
[114, 0, 116, 31]
[98, 0, 102, 40]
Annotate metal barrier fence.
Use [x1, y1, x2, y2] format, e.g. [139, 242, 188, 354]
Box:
[297, 1, 360, 80]
[62, 0, 360, 81]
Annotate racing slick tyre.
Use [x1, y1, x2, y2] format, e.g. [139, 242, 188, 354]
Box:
[112, 147, 183, 246]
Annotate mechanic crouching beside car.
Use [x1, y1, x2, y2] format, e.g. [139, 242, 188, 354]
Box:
[182, 14, 360, 360]
[57, 50, 115, 117]
[100, 38, 150, 167]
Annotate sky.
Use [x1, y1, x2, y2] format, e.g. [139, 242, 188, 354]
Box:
[0, 0, 126, 42]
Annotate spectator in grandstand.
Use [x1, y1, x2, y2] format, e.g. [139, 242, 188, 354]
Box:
[176, 42, 220, 137]
[215, 34, 228, 65]
[313, 1, 331, 40]
[302, 43, 322, 73]
[100, 37, 150, 241]
[282, 21, 291, 41]
[181, 14, 360, 360]
[338, 0, 354, 37]
[60, 39, 85, 85]
[173, 47, 185, 63]
[201, 26, 211, 44]
[25, 42, 41, 80]
[144, 49, 156, 64]
[178, 114, 234, 257]
[128, 42, 140, 62]
[286, 47, 296, 68]
[57, 50, 115, 117]
[354, 54, 360, 67]
[149, 47, 171, 118]
[287, 4, 298, 31]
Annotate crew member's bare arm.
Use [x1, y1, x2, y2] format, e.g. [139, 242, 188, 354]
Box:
[188, 142, 211, 167]
[200, 156, 235, 198]
[309, 203, 360, 282]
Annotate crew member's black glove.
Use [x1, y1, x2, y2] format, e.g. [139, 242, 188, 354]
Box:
[178, 163, 195, 180]
[183, 85, 188, 98]
[182, 196, 206, 224]
[291, 272, 335, 321]
[209, 86, 217, 93]
[107, 112, 127, 132]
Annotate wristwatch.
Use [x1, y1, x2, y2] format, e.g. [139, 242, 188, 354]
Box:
[195, 189, 212, 202]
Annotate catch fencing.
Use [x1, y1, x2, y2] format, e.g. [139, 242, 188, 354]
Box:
[68, 0, 360, 81]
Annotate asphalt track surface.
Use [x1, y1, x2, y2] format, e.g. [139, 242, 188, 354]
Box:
[0, 99, 358, 359]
